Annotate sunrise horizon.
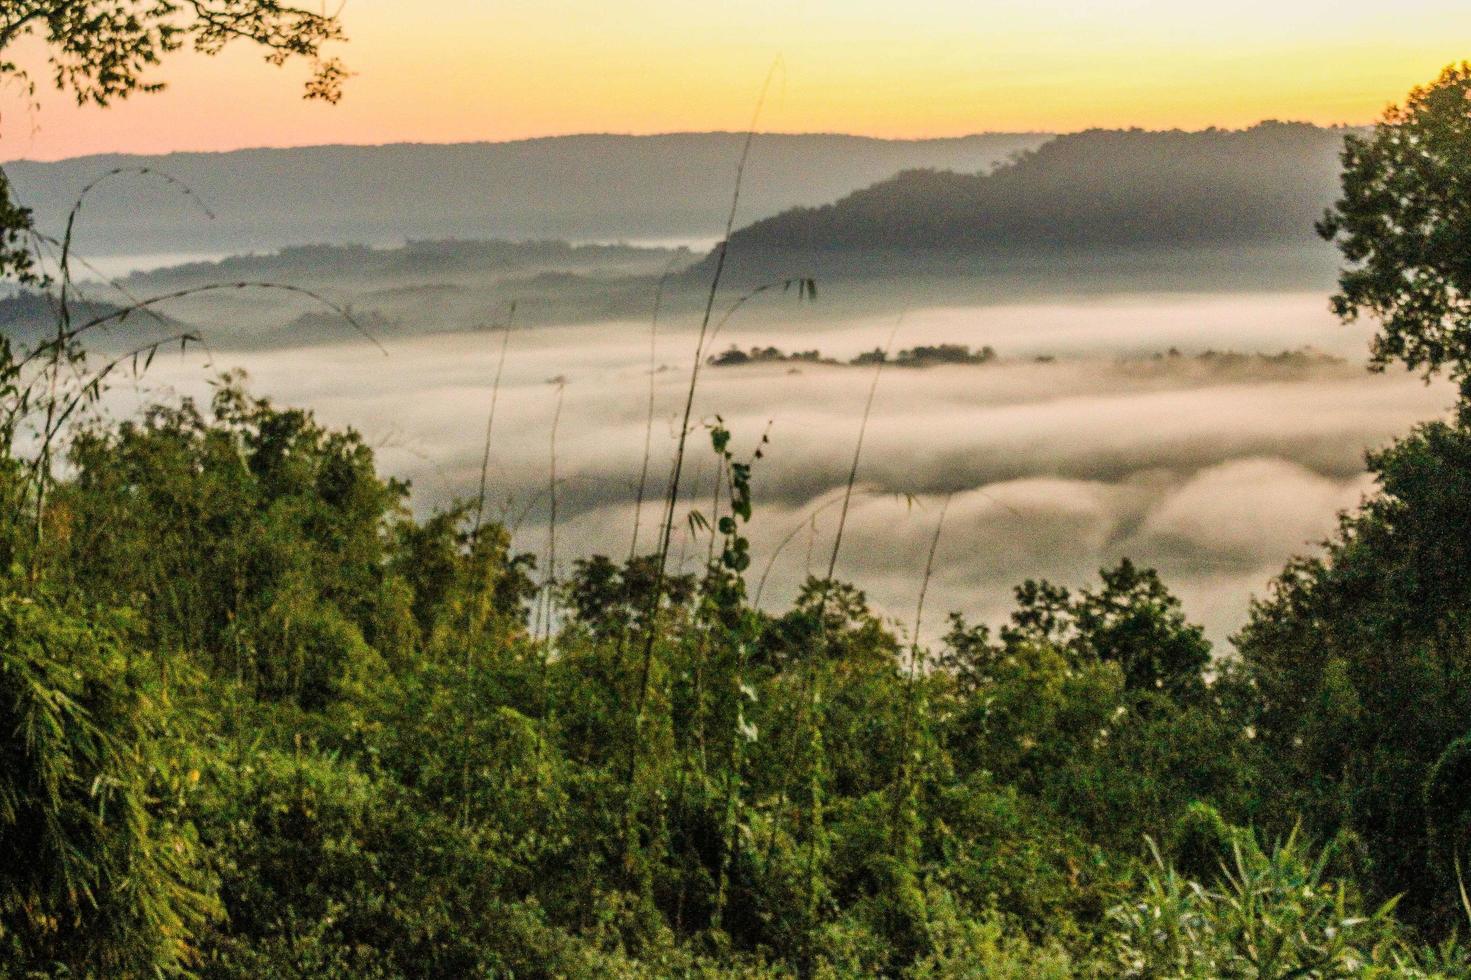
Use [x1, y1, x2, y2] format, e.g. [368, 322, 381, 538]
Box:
[3, 0, 1467, 160]
[5, 118, 1387, 165]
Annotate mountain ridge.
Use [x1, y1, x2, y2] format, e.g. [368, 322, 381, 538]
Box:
[2, 132, 1050, 257]
[705, 121, 1359, 280]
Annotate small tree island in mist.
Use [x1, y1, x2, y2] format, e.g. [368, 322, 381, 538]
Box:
[8, 3, 1471, 977]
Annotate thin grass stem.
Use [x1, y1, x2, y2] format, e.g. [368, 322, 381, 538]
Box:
[473, 300, 516, 538]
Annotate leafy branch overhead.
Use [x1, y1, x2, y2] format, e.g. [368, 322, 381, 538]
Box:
[0, 1, 349, 280]
[0, 1, 348, 107]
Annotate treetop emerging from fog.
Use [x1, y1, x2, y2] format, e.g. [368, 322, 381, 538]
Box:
[1319, 62, 1471, 408]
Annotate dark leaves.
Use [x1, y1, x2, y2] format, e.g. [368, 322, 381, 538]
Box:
[1320, 62, 1471, 399]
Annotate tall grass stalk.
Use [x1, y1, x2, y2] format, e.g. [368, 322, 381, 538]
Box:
[705, 276, 816, 354]
[705, 457, 724, 569]
[629, 258, 682, 561]
[892, 493, 951, 848]
[691, 456, 732, 780]
[27, 232, 175, 339]
[626, 63, 782, 798]
[822, 315, 901, 590]
[472, 300, 516, 539]
[798, 314, 900, 964]
[19, 280, 376, 551]
[911, 494, 952, 668]
[752, 493, 850, 609]
[29, 168, 215, 554]
[541, 379, 567, 654]
[23, 281, 383, 369]
[459, 300, 516, 823]
[615, 259, 681, 673]
[528, 380, 567, 721]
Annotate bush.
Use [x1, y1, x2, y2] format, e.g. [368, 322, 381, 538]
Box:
[0, 595, 216, 976]
[1108, 830, 1407, 978]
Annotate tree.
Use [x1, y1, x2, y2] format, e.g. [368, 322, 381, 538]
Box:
[1318, 62, 1471, 415]
[51, 378, 416, 705]
[0, 1, 349, 279]
[1425, 734, 1471, 888]
[999, 559, 1211, 700]
[1236, 420, 1471, 928]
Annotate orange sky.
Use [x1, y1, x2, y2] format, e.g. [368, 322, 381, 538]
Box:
[5, 0, 1471, 160]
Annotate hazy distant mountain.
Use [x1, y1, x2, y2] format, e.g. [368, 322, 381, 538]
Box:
[5, 124, 1359, 350]
[72, 238, 695, 347]
[0, 290, 186, 351]
[3, 132, 1049, 258]
[711, 122, 1356, 280]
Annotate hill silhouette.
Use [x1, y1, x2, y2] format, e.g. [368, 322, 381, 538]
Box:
[710, 122, 1355, 280]
[0, 291, 180, 349]
[3, 132, 1047, 258]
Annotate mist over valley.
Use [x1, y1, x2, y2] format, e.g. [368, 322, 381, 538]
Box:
[31, 121, 1444, 645]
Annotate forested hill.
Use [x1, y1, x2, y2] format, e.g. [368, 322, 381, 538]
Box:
[712, 122, 1355, 278]
[3, 132, 1047, 256]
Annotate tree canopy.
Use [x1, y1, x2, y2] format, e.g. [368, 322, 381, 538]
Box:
[1319, 62, 1471, 411]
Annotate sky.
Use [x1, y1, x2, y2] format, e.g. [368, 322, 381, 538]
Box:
[3, 0, 1471, 160]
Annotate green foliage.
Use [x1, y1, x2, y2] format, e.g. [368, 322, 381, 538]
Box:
[0, 594, 217, 976]
[563, 553, 695, 644]
[1165, 802, 1239, 885]
[48, 379, 426, 701]
[195, 745, 568, 977]
[1319, 63, 1471, 408]
[4, 353, 1470, 974]
[1108, 830, 1420, 978]
[0, 186, 35, 285]
[758, 577, 900, 670]
[1237, 420, 1471, 926]
[16, 68, 1471, 960]
[938, 563, 1249, 857]
[999, 559, 1212, 699]
[928, 774, 1124, 935]
[906, 894, 1073, 980]
[1423, 734, 1471, 891]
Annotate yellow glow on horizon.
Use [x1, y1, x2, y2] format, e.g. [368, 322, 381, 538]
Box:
[4, 0, 1471, 159]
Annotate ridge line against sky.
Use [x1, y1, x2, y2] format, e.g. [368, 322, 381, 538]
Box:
[0, 130, 1057, 166]
[2, 0, 1468, 160]
[2, 124, 1355, 167]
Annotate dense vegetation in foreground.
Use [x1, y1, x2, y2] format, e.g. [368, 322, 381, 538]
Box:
[8, 342, 1471, 978]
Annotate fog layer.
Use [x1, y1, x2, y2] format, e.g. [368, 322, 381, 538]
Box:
[140, 293, 1452, 645]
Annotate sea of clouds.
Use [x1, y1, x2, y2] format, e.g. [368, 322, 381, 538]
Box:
[135, 290, 1453, 649]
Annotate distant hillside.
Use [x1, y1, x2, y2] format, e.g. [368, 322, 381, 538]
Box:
[121, 239, 690, 286]
[712, 122, 1354, 279]
[0, 291, 180, 350]
[95, 238, 693, 347]
[3, 132, 1049, 257]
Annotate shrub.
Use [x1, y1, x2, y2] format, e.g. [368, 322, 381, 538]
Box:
[1108, 830, 1407, 978]
[0, 595, 216, 976]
